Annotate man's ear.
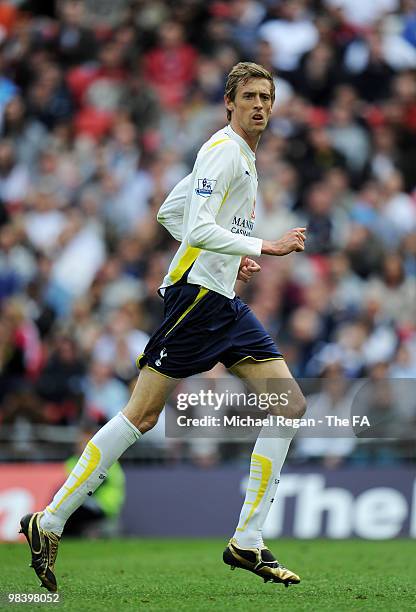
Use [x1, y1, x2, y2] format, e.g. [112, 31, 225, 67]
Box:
[224, 95, 234, 114]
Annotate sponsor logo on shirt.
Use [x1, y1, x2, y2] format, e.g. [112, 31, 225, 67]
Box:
[196, 178, 217, 197]
[231, 216, 254, 236]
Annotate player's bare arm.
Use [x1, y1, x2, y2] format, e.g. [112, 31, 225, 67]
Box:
[261, 227, 307, 256]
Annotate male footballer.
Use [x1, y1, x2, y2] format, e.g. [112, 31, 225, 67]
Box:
[20, 62, 306, 591]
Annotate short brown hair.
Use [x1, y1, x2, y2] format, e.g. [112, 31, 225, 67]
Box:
[224, 62, 275, 121]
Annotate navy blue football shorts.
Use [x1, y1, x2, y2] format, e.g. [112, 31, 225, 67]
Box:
[136, 282, 283, 379]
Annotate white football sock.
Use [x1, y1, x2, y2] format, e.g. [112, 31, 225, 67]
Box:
[233, 422, 295, 549]
[40, 412, 141, 535]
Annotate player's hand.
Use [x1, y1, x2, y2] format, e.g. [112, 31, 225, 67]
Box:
[261, 227, 307, 256]
[237, 257, 261, 283]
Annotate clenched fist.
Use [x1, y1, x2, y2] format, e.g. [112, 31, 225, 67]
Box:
[237, 257, 261, 283]
[261, 227, 307, 256]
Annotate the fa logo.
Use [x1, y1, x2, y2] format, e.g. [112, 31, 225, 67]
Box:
[251, 198, 256, 220]
[155, 348, 168, 367]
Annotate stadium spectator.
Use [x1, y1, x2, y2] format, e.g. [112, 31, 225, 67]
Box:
[53, 0, 97, 68]
[84, 358, 130, 423]
[0, 138, 29, 211]
[258, 0, 318, 75]
[0, 222, 36, 299]
[1, 96, 48, 170]
[36, 333, 85, 425]
[295, 357, 357, 468]
[27, 62, 73, 130]
[143, 20, 198, 109]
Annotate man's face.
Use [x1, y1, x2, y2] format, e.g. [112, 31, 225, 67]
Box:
[226, 77, 274, 135]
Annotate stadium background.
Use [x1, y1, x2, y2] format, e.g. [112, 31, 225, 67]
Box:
[0, 0, 416, 544]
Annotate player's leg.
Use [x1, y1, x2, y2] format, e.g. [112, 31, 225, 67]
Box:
[223, 358, 304, 585]
[20, 366, 178, 591]
[41, 366, 178, 532]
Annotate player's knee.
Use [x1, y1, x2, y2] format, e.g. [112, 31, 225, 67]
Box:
[291, 393, 306, 420]
[270, 391, 306, 419]
[136, 411, 160, 434]
[268, 389, 306, 419]
[124, 402, 162, 434]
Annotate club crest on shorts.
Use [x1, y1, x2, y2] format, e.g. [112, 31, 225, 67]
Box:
[196, 178, 216, 197]
[155, 348, 167, 367]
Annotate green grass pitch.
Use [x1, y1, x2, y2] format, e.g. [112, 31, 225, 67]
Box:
[2, 539, 415, 611]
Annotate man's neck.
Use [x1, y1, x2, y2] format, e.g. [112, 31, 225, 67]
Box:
[229, 120, 261, 153]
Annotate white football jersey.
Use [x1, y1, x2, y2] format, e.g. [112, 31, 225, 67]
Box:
[157, 125, 262, 298]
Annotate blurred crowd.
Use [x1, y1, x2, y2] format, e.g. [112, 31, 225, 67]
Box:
[0, 0, 415, 464]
